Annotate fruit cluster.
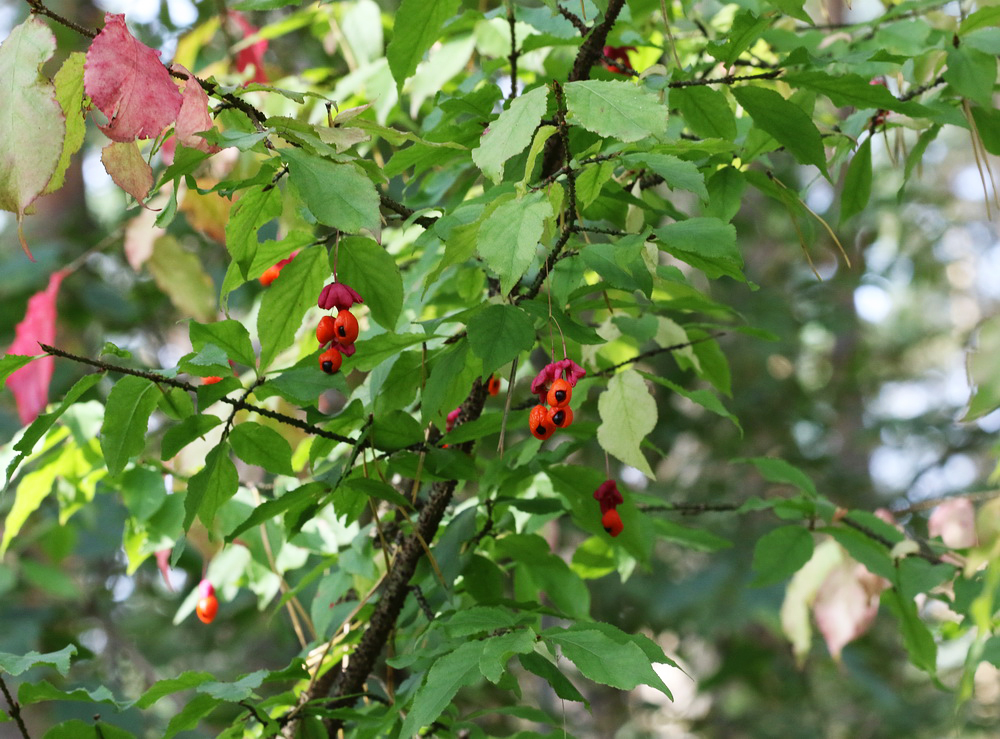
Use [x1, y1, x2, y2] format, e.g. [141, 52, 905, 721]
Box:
[316, 281, 363, 375]
[593, 479, 624, 537]
[528, 359, 585, 441]
[196, 579, 218, 624]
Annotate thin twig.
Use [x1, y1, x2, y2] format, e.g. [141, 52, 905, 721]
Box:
[26, 0, 96, 37]
[0, 675, 30, 739]
[39, 344, 355, 444]
[592, 333, 726, 377]
[667, 70, 782, 88]
[378, 193, 438, 228]
[506, 2, 519, 101]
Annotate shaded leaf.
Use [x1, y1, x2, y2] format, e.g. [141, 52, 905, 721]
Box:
[731, 85, 828, 176]
[386, 0, 461, 88]
[101, 141, 153, 204]
[751, 526, 815, 587]
[281, 147, 380, 235]
[472, 85, 549, 183]
[467, 305, 536, 378]
[229, 422, 294, 475]
[477, 191, 552, 295]
[336, 236, 403, 330]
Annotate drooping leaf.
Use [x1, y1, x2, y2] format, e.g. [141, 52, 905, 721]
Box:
[944, 47, 997, 107]
[840, 136, 872, 224]
[5, 270, 68, 425]
[0, 17, 66, 259]
[518, 652, 588, 705]
[386, 0, 461, 89]
[621, 153, 708, 201]
[731, 85, 829, 177]
[477, 191, 553, 295]
[565, 80, 668, 143]
[101, 141, 153, 204]
[472, 85, 549, 183]
[597, 369, 656, 479]
[84, 13, 183, 142]
[225, 184, 282, 279]
[45, 52, 86, 196]
[170, 64, 222, 154]
[336, 236, 404, 330]
[707, 10, 773, 66]
[882, 587, 937, 674]
[101, 375, 161, 477]
[467, 305, 536, 378]
[257, 245, 328, 370]
[183, 442, 239, 529]
[281, 147, 380, 236]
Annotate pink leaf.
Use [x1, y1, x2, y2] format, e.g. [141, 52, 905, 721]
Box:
[101, 141, 153, 205]
[170, 64, 222, 155]
[227, 11, 269, 84]
[812, 559, 888, 661]
[6, 270, 68, 424]
[929, 498, 977, 549]
[84, 13, 182, 142]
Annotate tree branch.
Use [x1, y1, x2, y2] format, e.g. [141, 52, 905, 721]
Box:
[316, 381, 489, 734]
[507, 2, 520, 101]
[591, 333, 726, 377]
[39, 344, 355, 445]
[378, 193, 438, 228]
[26, 0, 96, 38]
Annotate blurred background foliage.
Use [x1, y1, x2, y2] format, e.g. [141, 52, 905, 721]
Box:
[1, 0, 999, 737]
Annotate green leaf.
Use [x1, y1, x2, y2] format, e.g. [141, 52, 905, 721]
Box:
[472, 85, 549, 183]
[19, 680, 119, 707]
[0, 354, 39, 386]
[731, 86, 828, 176]
[565, 80, 668, 143]
[400, 640, 485, 737]
[480, 629, 537, 683]
[705, 166, 747, 223]
[198, 669, 268, 701]
[164, 693, 220, 739]
[945, 47, 997, 106]
[161, 414, 222, 460]
[707, 10, 772, 65]
[960, 6, 1000, 35]
[225, 184, 281, 278]
[336, 236, 403, 330]
[621, 153, 708, 201]
[189, 319, 255, 368]
[965, 314, 1000, 421]
[672, 85, 737, 140]
[350, 333, 429, 372]
[444, 606, 529, 637]
[651, 518, 732, 552]
[229, 422, 294, 475]
[518, 651, 588, 705]
[281, 148, 380, 234]
[132, 671, 215, 709]
[183, 442, 239, 529]
[422, 342, 479, 426]
[882, 587, 937, 674]
[0, 644, 76, 676]
[45, 52, 86, 196]
[371, 410, 424, 451]
[226, 482, 324, 542]
[340, 477, 412, 510]
[386, 0, 461, 89]
[751, 526, 815, 587]
[780, 71, 932, 118]
[640, 373, 741, 432]
[597, 369, 656, 479]
[826, 526, 895, 581]
[840, 136, 872, 224]
[8, 372, 102, 480]
[257, 245, 328, 370]
[653, 217, 743, 281]
[544, 628, 670, 696]
[477, 191, 553, 296]
[42, 719, 135, 739]
[467, 305, 536, 378]
[101, 376, 161, 477]
[742, 456, 818, 497]
[0, 17, 65, 243]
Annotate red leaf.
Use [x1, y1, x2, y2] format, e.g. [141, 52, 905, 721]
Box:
[6, 270, 68, 424]
[83, 13, 182, 142]
[170, 64, 222, 155]
[155, 549, 174, 591]
[227, 11, 269, 84]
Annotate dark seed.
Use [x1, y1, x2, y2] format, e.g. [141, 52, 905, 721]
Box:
[322, 361, 332, 373]
[338, 326, 347, 337]
[555, 390, 566, 403]
[552, 410, 565, 426]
